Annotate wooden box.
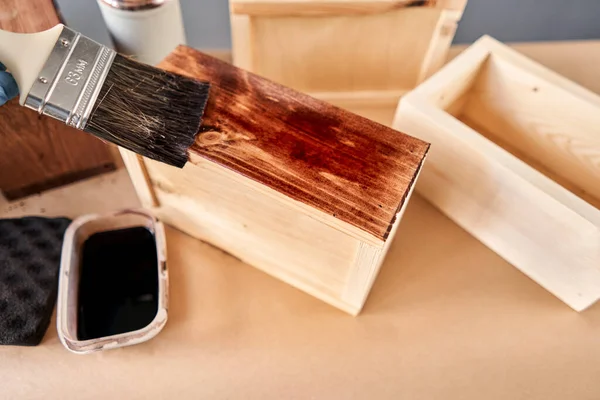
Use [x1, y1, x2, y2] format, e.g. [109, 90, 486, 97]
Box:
[122, 46, 429, 315]
[229, 0, 467, 126]
[394, 36, 600, 311]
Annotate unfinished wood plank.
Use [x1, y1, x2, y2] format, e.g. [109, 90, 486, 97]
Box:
[231, 0, 467, 16]
[249, 8, 443, 93]
[395, 36, 600, 311]
[231, 0, 437, 16]
[230, 14, 254, 70]
[161, 46, 428, 241]
[229, 1, 466, 94]
[0, 0, 116, 199]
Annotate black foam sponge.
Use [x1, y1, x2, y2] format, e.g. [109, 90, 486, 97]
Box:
[0, 217, 71, 346]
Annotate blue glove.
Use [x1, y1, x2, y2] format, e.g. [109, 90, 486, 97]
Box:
[0, 62, 19, 106]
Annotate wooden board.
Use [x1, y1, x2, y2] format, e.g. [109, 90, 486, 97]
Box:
[0, 0, 115, 200]
[163, 47, 428, 241]
[230, 0, 466, 128]
[249, 8, 445, 93]
[230, 0, 468, 17]
[395, 36, 600, 311]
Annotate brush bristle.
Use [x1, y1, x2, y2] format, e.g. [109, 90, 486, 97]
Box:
[85, 54, 210, 168]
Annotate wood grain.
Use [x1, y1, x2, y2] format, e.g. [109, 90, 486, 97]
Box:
[249, 9, 445, 93]
[461, 56, 600, 208]
[228, 0, 466, 93]
[0, 0, 115, 199]
[159, 46, 429, 240]
[143, 156, 364, 313]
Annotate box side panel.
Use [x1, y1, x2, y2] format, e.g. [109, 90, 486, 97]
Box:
[250, 8, 444, 93]
[144, 157, 363, 314]
[459, 55, 600, 209]
[396, 100, 600, 311]
[343, 152, 426, 312]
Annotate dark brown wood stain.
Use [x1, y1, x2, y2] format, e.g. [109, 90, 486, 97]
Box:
[159, 46, 429, 241]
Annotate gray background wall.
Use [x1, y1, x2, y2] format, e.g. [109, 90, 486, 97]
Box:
[55, 0, 600, 50]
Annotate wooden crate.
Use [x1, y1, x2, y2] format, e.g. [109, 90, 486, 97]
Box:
[229, 0, 467, 126]
[122, 46, 429, 315]
[394, 36, 600, 311]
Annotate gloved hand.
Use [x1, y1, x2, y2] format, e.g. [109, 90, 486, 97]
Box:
[0, 63, 18, 106]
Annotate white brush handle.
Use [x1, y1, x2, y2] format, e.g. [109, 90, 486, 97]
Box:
[0, 24, 63, 105]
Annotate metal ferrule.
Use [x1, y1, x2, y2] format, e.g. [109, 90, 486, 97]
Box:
[24, 26, 116, 130]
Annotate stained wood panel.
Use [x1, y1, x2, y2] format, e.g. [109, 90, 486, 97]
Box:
[161, 46, 429, 240]
[0, 0, 115, 200]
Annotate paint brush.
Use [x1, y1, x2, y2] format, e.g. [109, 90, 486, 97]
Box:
[0, 24, 209, 168]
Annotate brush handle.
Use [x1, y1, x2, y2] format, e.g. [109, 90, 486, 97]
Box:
[0, 25, 63, 105]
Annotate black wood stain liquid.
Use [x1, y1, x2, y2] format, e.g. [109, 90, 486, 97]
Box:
[77, 227, 158, 340]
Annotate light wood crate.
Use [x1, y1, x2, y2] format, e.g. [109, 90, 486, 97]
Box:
[229, 0, 467, 126]
[394, 36, 600, 311]
[123, 46, 429, 315]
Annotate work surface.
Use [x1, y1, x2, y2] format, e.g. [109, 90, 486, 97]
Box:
[2, 41, 600, 400]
